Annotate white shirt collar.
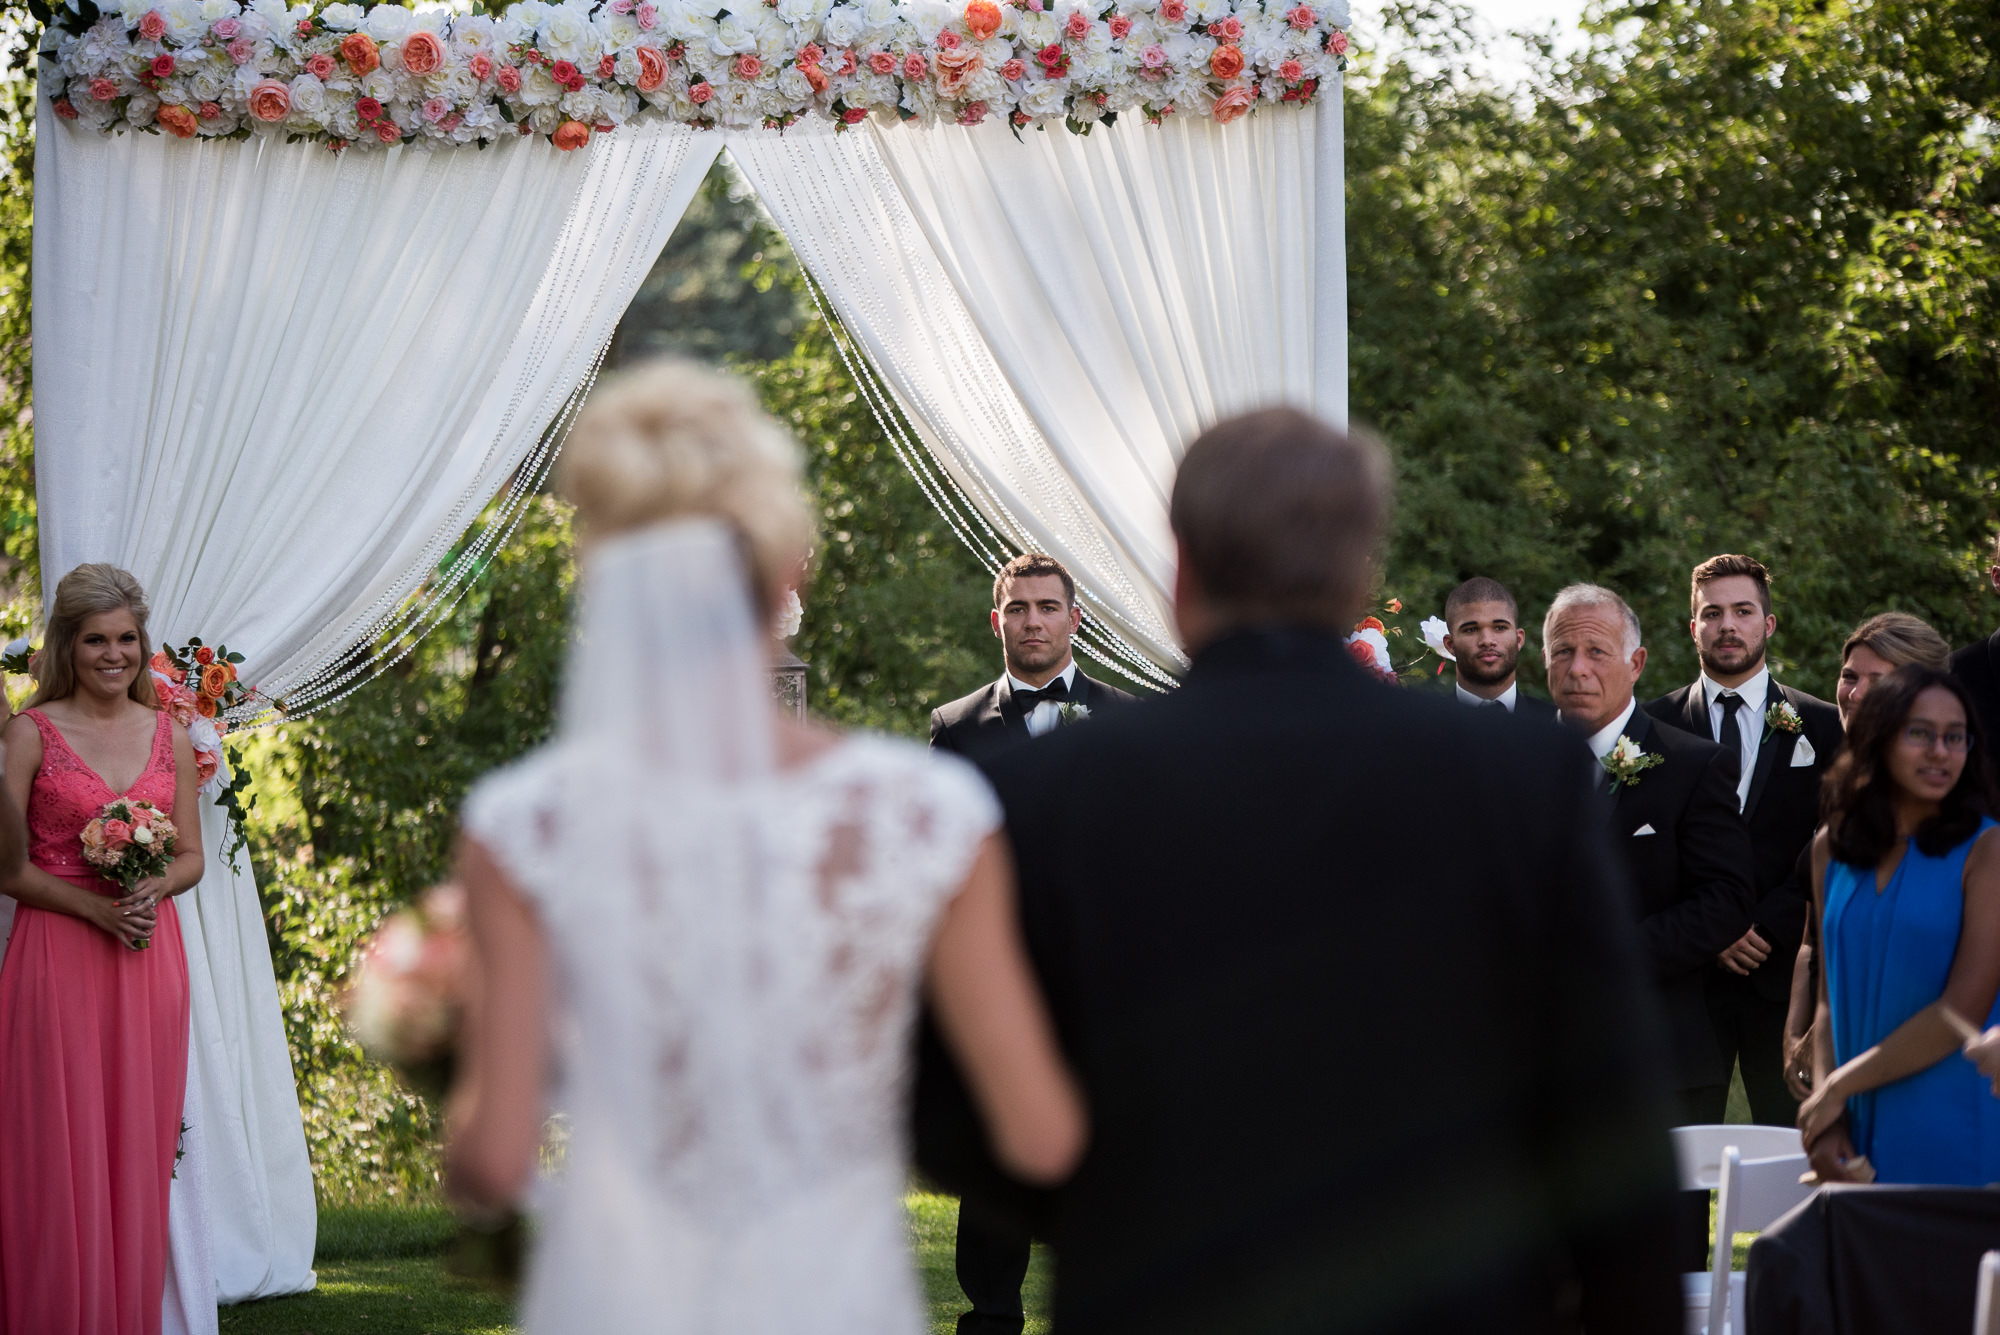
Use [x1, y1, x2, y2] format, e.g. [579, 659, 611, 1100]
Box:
[1702, 665, 1771, 718]
[1006, 659, 1078, 697]
[1582, 697, 1639, 760]
[1456, 680, 1518, 712]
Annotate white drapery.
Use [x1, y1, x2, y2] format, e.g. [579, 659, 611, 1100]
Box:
[33, 113, 722, 1307]
[730, 90, 1344, 679]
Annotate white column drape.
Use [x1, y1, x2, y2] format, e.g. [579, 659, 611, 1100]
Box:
[34, 112, 721, 1305]
[730, 91, 1343, 679]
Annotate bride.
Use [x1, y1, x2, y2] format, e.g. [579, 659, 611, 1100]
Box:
[444, 359, 1086, 1332]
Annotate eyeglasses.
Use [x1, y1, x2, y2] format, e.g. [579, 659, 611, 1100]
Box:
[1902, 724, 1975, 753]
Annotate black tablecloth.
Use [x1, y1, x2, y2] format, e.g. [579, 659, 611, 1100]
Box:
[1746, 1184, 2000, 1334]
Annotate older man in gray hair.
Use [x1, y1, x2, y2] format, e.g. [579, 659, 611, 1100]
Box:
[1544, 582, 1755, 1270]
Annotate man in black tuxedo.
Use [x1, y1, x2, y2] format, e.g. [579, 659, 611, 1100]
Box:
[929, 551, 1133, 1335]
[1440, 576, 1557, 721]
[1543, 582, 1755, 1269]
[1950, 533, 2000, 741]
[918, 410, 1682, 1334]
[1644, 555, 1841, 1130]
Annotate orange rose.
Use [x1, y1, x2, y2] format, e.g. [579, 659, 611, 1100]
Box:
[964, 0, 1003, 41]
[1209, 43, 1244, 79]
[156, 104, 199, 138]
[802, 61, 828, 93]
[1211, 86, 1254, 123]
[402, 30, 445, 76]
[341, 32, 380, 76]
[216, 660, 237, 686]
[195, 694, 217, 718]
[201, 663, 233, 698]
[1358, 616, 1386, 634]
[552, 120, 592, 151]
[634, 45, 667, 92]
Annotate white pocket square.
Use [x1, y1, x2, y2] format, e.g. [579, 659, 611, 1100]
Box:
[1632, 824, 1657, 836]
[1792, 735, 1816, 767]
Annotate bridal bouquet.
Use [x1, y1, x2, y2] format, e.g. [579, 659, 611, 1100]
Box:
[81, 798, 178, 950]
[342, 882, 472, 1103]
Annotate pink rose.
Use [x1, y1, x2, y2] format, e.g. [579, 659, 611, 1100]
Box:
[1158, 0, 1185, 20]
[802, 62, 828, 92]
[439, 111, 463, 132]
[1107, 13, 1131, 37]
[89, 76, 118, 100]
[598, 52, 616, 78]
[867, 49, 895, 74]
[1139, 42, 1166, 68]
[1212, 14, 1241, 38]
[198, 99, 222, 119]
[422, 95, 450, 121]
[1287, 3, 1315, 27]
[226, 36, 254, 63]
[841, 104, 866, 123]
[374, 119, 402, 142]
[688, 79, 712, 103]
[936, 29, 960, 49]
[1278, 57, 1303, 79]
[610, 0, 635, 11]
[210, 15, 239, 38]
[104, 819, 133, 850]
[636, 2, 658, 28]
[552, 119, 591, 150]
[53, 98, 78, 118]
[305, 52, 335, 79]
[902, 51, 927, 79]
[1211, 83, 1253, 121]
[955, 99, 988, 125]
[734, 52, 762, 79]
[497, 64, 522, 93]
[1328, 29, 1348, 53]
[136, 8, 165, 40]
[468, 52, 492, 80]
[355, 94, 383, 119]
[838, 48, 857, 74]
[247, 78, 290, 121]
[151, 52, 176, 77]
[402, 30, 445, 76]
[1064, 11, 1090, 38]
[634, 45, 666, 91]
[1000, 57, 1025, 79]
[194, 749, 218, 787]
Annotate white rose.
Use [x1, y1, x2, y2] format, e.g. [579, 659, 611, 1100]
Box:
[132, 824, 155, 846]
[198, 0, 231, 19]
[538, 1, 597, 62]
[1015, 10, 1057, 45]
[409, 7, 449, 35]
[558, 84, 600, 119]
[708, 13, 758, 52]
[604, 84, 638, 119]
[675, 0, 725, 18]
[1019, 76, 1065, 117]
[450, 14, 497, 49]
[249, 0, 285, 21]
[232, 61, 267, 95]
[118, 0, 148, 25]
[515, 63, 560, 104]
[904, 4, 944, 41]
[124, 89, 160, 123]
[774, 0, 829, 27]
[821, 6, 863, 47]
[1323, 0, 1350, 28]
[163, 0, 206, 41]
[363, 4, 411, 40]
[1420, 616, 1456, 661]
[595, 10, 640, 48]
[859, 0, 896, 31]
[188, 65, 228, 100]
[716, 77, 761, 124]
[286, 70, 327, 114]
[361, 67, 397, 100]
[318, 2, 365, 30]
[777, 63, 812, 99]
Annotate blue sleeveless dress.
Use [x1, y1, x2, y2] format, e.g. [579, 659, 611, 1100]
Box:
[1824, 817, 2000, 1185]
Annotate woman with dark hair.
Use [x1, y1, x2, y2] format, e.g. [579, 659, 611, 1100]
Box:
[1798, 665, 2000, 1183]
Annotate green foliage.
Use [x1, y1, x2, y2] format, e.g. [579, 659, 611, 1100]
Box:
[0, 14, 35, 637]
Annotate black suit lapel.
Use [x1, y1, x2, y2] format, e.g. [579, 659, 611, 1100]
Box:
[1607, 708, 1655, 824]
[1741, 684, 1793, 820]
[994, 678, 1033, 741]
[1680, 683, 1708, 740]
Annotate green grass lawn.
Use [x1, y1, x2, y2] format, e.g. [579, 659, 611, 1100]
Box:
[218, 1197, 1052, 1335]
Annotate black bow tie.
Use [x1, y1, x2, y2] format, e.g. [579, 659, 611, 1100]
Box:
[1013, 678, 1071, 712]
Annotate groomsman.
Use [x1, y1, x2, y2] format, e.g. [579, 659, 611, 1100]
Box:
[1645, 555, 1841, 1128]
[1544, 583, 1755, 1270]
[929, 551, 1132, 1335]
[1440, 576, 1556, 719]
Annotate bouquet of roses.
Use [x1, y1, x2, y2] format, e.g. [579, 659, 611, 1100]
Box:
[341, 882, 472, 1104]
[80, 799, 178, 950]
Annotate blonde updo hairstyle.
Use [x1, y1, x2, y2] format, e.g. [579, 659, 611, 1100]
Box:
[558, 358, 813, 616]
[24, 563, 159, 712]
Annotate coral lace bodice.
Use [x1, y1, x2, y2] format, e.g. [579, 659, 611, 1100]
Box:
[21, 708, 175, 884]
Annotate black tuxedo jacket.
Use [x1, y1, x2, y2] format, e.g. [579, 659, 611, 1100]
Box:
[1644, 679, 1842, 1003]
[929, 668, 1136, 763]
[1952, 632, 2000, 748]
[1452, 683, 1557, 724]
[915, 629, 1681, 1335]
[1602, 708, 1756, 1088]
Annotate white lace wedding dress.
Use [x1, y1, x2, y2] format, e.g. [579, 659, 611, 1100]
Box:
[462, 731, 999, 1334]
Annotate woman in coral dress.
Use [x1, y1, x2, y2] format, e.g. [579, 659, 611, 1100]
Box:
[0, 564, 204, 1335]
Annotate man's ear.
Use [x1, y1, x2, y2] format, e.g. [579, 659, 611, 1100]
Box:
[1513, 628, 1527, 651]
[1631, 645, 1648, 680]
[1442, 632, 1458, 657]
[990, 607, 1002, 640]
[1068, 602, 1083, 632]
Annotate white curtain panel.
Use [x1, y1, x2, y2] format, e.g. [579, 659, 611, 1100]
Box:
[34, 112, 721, 1303]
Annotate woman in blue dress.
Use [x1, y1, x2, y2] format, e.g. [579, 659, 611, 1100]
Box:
[1799, 665, 2000, 1185]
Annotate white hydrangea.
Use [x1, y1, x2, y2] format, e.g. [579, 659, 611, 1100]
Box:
[363, 3, 411, 38]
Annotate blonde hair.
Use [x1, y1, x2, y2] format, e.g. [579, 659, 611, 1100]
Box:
[558, 358, 813, 612]
[1841, 611, 1951, 674]
[23, 564, 159, 712]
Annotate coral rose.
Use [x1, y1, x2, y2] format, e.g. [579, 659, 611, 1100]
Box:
[402, 30, 445, 76]
[136, 8, 166, 40]
[210, 15, 238, 38]
[803, 62, 828, 93]
[552, 119, 592, 150]
[1345, 638, 1377, 668]
[195, 691, 218, 716]
[598, 53, 616, 78]
[247, 80, 291, 121]
[1208, 43, 1243, 78]
[903, 51, 927, 80]
[1279, 57, 1303, 79]
[53, 98, 78, 119]
[1212, 14, 1242, 38]
[1064, 11, 1090, 38]
[1211, 83, 1254, 122]
[496, 65, 522, 93]
[956, 99, 988, 125]
[305, 52, 335, 79]
[1288, 3, 1317, 26]
[375, 121, 403, 142]
[1000, 57, 1025, 79]
[867, 50, 895, 74]
[104, 819, 133, 850]
[964, 0, 1003, 40]
[1107, 13, 1131, 37]
[937, 30, 960, 49]
[838, 48, 857, 74]
[89, 76, 118, 101]
[841, 104, 866, 123]
[467, 52, 492, 80]
[634, 45, 666, 91]
[1358, 616, 1386, 634]
[1158, 0, 1186, 21]
[156, 103, 199, 137]
[688, 80, 712, 103]
[1329, 30, 1348, 53]
[734, 53, 762, 80]
[341, 32, 380, 75]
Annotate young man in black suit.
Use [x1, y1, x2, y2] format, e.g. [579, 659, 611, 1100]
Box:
[928, 551, 1132, 1335]
[1440, 576, 1557, 720]
[918, 411, 1682, 1334]
[1644, 555, 1841, 1130]
[1544, 582, 1756, 1270]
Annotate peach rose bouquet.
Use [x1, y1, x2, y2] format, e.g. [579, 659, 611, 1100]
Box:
[81, 798, 179, 949]
[340, 883, 472, 1103]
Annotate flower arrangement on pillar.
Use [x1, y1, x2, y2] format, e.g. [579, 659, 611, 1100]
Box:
[149, 639, 267, 866]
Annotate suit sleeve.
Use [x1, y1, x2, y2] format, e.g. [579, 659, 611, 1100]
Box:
[1640, 746, 1756, 978]
[929, 708, 957, 753]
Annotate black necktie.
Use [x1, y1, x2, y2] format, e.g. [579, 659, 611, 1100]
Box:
[1482, 699, 1505, 710]
[1014, 678, 1070, 712]
[1717, 691, 1744, 761]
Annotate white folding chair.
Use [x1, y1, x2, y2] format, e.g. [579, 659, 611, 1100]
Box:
[1671, 1126, 1813, 1335]
[1974, 1250, 2000, 1335]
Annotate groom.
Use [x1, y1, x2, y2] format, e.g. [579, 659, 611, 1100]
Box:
[929, 551, 1132, 1335]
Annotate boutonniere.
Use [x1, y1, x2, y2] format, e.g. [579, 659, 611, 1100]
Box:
[1602, 735, 1665, 790]
[1765, 697, 1804, 741]
[1056, 701, 1092, 727]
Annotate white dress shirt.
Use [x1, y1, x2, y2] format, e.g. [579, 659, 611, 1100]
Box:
[1583, 698, 1640, 762]
[1701, 666, 1770, 812]
[1007, 660, 1079, 738]
[1456, 680, 1519, 712]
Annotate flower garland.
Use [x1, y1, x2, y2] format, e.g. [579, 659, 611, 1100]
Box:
[150, 639, 264, 862]
[40, 0, 1350, 149]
